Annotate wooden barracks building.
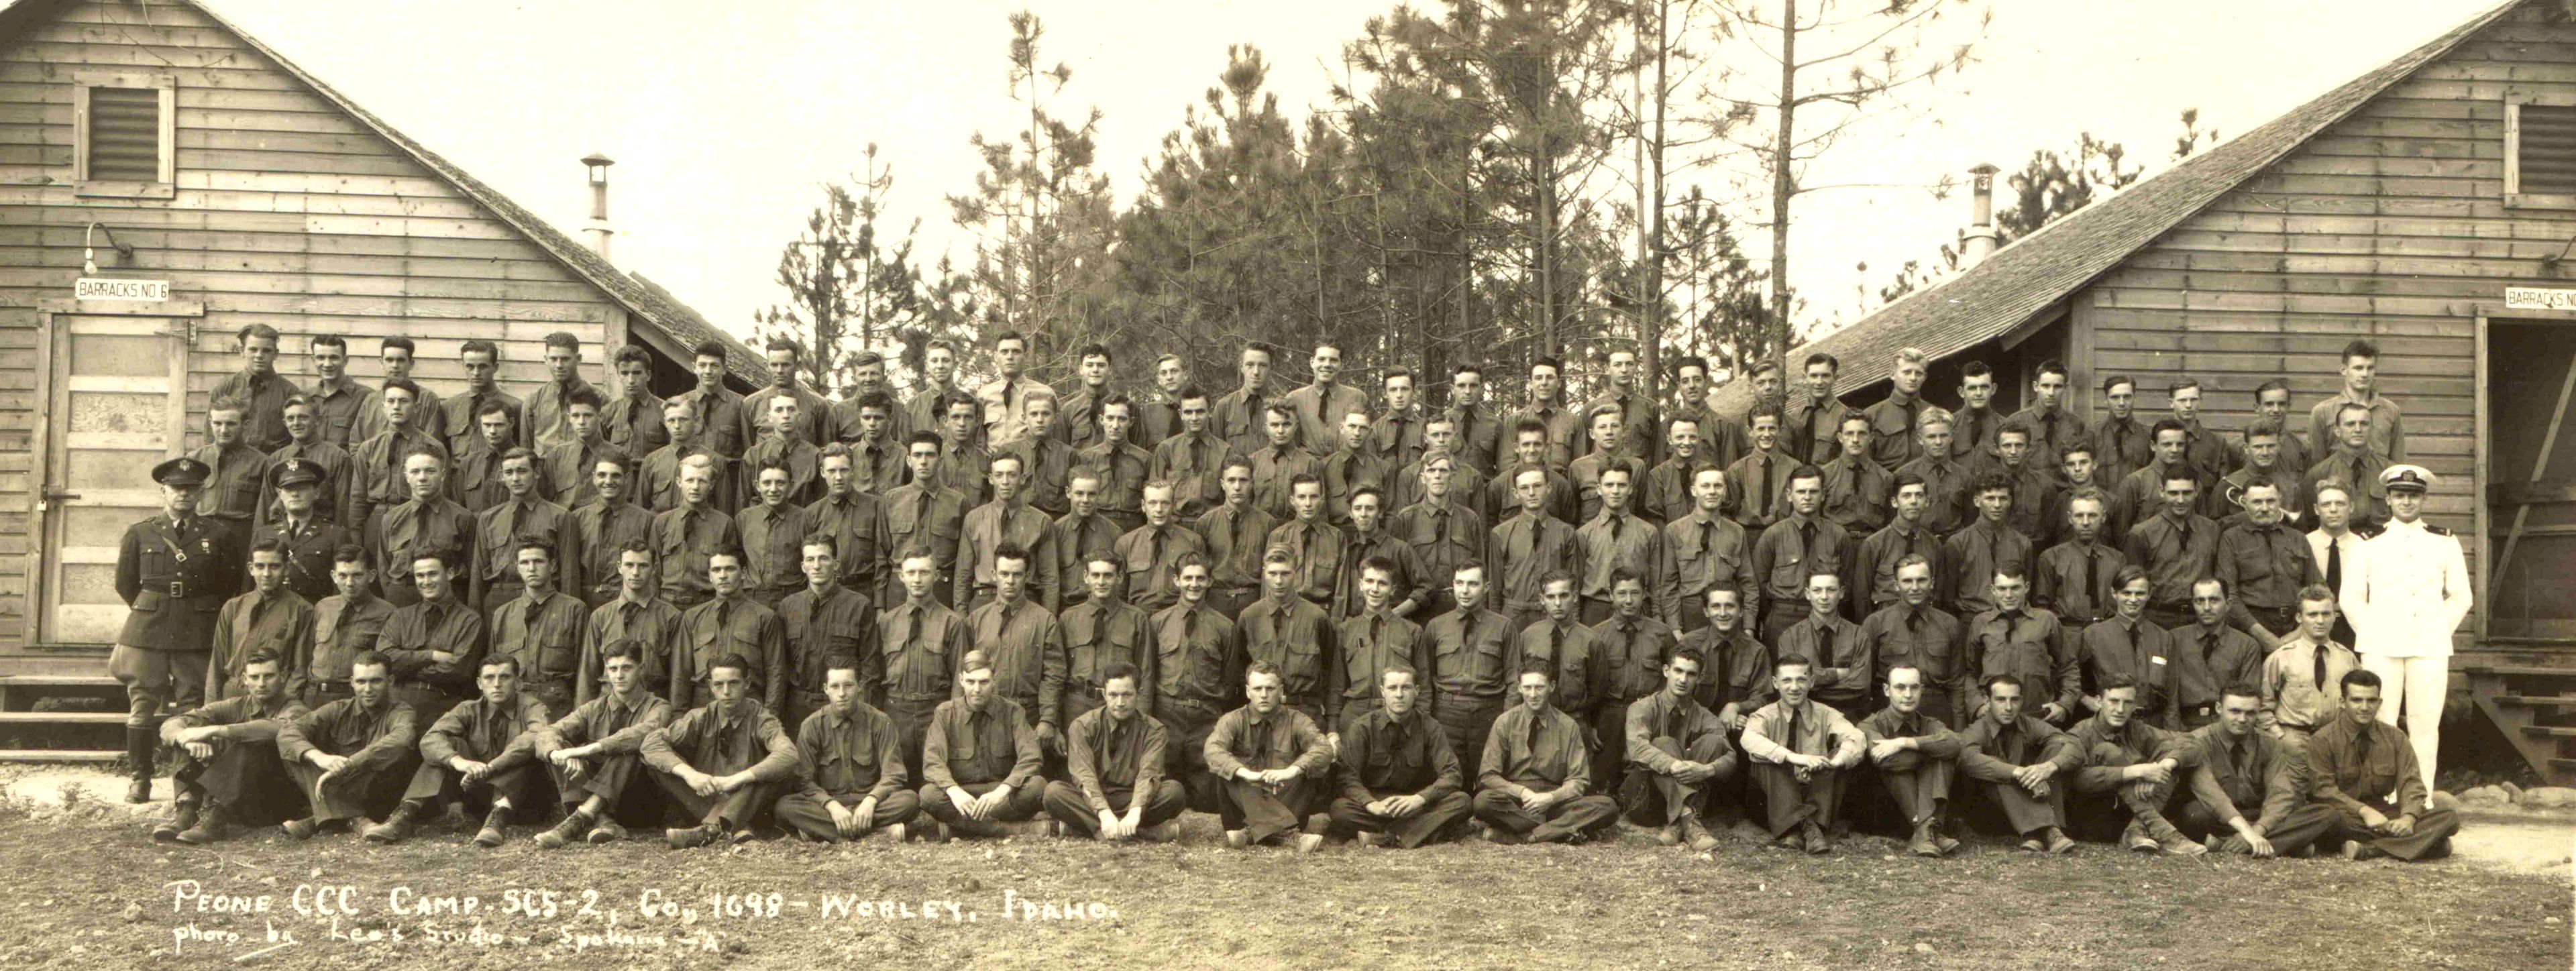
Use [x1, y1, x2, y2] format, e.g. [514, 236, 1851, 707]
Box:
[0, 0, 769, 750]
[1714, 0, 2576, 783]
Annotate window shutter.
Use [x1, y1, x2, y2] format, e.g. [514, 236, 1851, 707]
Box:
[85, 86, 161, 182]
[2519, 105, 2576, 196]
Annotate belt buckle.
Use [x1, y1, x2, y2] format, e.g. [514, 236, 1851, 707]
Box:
[168, 580, 186, 599]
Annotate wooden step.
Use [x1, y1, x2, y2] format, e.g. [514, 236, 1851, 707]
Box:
[0, 655, 112, 679]
[0, 749, 121, 763]
[0, 675, 119, 687]
[0, 711, 126, 725]
[2492, 695, 2576, 707]
[2465, 665, 2576, 679]
[2520, 726, 2576, 738]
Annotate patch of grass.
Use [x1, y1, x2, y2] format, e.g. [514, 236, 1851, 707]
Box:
[0, 809, 2564, 970]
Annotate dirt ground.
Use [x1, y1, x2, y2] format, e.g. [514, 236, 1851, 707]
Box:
[0, 767, 2567, 970]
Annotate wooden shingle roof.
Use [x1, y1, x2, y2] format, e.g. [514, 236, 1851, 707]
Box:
[1710, 0, 2524, 414]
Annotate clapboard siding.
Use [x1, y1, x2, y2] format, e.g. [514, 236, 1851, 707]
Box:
[2076, 3, 2576, 609]
[0, 0, 651, 644]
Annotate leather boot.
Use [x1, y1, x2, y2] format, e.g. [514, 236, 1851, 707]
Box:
[363, 801, 424, 844]
[154, 795, 200, 842]
[125, 728, 157, 804]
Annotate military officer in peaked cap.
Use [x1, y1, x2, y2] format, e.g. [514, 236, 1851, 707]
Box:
[113, 457, 248, 804]
[250, 459, 357, 606]
[2339, 463, 2471, 804]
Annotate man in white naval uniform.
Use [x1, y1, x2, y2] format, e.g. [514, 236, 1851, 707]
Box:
[2337, 464, 2469, 805]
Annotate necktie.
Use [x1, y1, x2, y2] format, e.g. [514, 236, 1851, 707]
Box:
[1525, 705, 1544, 754]
[901, 611, 920, 676]
[1609, 512, 1623, 546]
[2084, 548, 2100, 614]
[1817, 624, 1835, 665]
[2325, 537, 2343, 593]
[1987, 529, 2002, 581]
[2353, 724, 2373, 769]
[1089, 608, 1109, 677]
[2311, 643, 2329, 695]
[1148, 528, 1165, 581]
[1756, 456, 1774, 518]
[1548, 623, 1564, 667]
[2349, 456, 2365, 493]
[1788, 705, 1805, 754]
[913, 491, 932, 536]
[2232, 739, 2250, 777]
[1799, 520, 1817, 565]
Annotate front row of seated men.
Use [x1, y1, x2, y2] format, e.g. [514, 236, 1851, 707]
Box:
[148, 639, 2458, 862]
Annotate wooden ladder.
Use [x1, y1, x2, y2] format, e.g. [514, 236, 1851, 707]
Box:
[2466, 665, 2576, 786]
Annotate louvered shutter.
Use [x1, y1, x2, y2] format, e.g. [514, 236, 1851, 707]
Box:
[84, 86, 162, 182]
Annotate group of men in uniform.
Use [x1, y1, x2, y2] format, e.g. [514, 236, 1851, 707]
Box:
[117, 327, 2463, 860]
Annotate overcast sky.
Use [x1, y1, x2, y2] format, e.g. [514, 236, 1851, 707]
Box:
[206, 0, 2502, 348]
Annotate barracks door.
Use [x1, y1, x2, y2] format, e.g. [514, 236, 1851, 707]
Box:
[33, 306, 197, 647]
[2487, 319, 2576, 644]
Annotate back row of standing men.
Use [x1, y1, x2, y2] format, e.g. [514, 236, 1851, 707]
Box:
[116, 327, 2465, 849]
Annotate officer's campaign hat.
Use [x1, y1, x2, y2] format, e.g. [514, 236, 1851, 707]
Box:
[273, 459, 323, 489]
[152, 457, 210, 488]
[2381, 464, 2434, 494]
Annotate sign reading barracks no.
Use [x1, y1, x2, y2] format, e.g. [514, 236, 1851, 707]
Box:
[2504, 286, 2576, 311]
[74, 278, 170, 302]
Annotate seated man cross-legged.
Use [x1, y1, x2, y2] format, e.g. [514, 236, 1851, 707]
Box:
[1472, 663, 1619, 844]
[643, 652, 799, 848]
[2067, 676, 2206, 855]
[1741, 654, 1868, 854]
[533, 640, 672, 847]
[2182, 683, 2339, 858]
[773, 658, 920, 844]
[1326, 665, 1473, 848]
[1955, 674, 2081, 854]
[1045, 662, 1187, 842]
[918, 649, 1048, 839]
[1619, 648, 1739, 852]
[2308, 669, 2462, 862]
[1206, 662, 1336, 851]
[370, 656, 556, 846]
[276, 651, 420, 840]
[1859, 663, 1966, 857]
[154, 650, 310, 844]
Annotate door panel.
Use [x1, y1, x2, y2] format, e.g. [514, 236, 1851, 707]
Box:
[40, 315, 187, 646]
[2486, 321, 2576, 641]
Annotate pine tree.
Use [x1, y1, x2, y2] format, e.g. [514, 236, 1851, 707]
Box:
[946, 11, 1118, 381]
